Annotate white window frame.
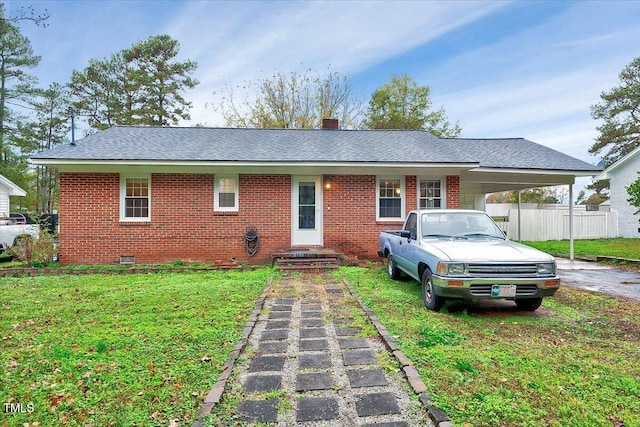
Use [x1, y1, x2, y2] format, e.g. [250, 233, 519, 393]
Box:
[120, 174, 151, 222]
[418, 177, 446, 210]
[376, 176, 405, 221]
[214, 174, 239, 212]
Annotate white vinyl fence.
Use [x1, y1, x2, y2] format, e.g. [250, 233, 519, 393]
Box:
[491, 208, 618, 241]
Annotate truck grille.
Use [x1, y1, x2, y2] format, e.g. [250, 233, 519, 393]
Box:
[469, 284, 539, 297]
[467, 263, 538, 277]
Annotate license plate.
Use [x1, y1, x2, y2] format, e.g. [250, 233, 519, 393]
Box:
[491, 285, 516, 297]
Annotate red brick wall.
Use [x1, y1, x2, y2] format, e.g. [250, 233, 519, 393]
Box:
[446, 176, 460, 208]
[406, 176, 417, 211]
[322, 175, 416, 259]
[58, 173, 118, 265]
[58, 172, 462, 265]
[58, 173, 290, 265]
[323, 175, 374, 258]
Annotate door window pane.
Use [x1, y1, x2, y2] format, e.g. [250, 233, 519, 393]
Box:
[299, 182, 315, 229]
[299, 182, 315, 205]
[299, 206, 315, 229]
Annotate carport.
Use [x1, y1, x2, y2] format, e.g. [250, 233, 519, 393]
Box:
[463, 166, 601, 259]
[446, 138, 602, 258]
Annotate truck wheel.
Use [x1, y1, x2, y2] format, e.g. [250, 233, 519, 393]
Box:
[515, 298, 543, 311]
[421, 269, 444, 311]
[386, 255, 400, 280]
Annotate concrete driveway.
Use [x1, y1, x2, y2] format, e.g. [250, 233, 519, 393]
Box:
[556, 258, 640, 302]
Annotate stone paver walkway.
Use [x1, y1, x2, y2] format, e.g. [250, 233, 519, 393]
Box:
[194, 273, 450, 426]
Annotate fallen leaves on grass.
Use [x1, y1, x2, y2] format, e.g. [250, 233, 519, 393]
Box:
[0, 269, 272, 426]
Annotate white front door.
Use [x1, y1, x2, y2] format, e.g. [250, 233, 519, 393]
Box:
[292, 176, 323, 246]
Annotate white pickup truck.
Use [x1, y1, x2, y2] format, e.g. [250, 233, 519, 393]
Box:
[0, 214, 40, 255]
[379, 209, 560, 312]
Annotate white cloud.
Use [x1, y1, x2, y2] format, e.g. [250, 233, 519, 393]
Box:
[8, 0, 639, 172]
[425, 2, 640, 164]
[165, 1, 508, 126]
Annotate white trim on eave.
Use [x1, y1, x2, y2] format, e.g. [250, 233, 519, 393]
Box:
[468, 167, 600, 177]
[596, 145, 640, 180]
[29, 160, 480, 177]
[0, 174, 27, 196]
[30, 159, 478, 169]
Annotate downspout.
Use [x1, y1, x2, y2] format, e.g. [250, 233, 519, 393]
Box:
[569, 184, 574, 260]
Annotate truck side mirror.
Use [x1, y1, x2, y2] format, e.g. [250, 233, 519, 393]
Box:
[399, 230, 411, 239]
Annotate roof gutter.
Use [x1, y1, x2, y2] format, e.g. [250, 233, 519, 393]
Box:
[30, 159, 480, 169]
[467, 166, 601, 177]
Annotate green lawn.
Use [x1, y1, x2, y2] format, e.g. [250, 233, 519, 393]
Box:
[524, 238, 640, 261]
[4, 264, 639, 426]
[0, 269, 270, 426]
[341, 267, 640, 427]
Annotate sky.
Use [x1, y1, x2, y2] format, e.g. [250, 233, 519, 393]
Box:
[6, 0, 640, 176]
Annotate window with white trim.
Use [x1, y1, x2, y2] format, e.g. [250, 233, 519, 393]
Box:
[377, 177, 404, 220]
[120, 176, 150, 221]
[214, 175, 238, 211]
[419, 179, 443, 209]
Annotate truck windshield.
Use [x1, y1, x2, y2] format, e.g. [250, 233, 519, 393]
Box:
[421, 212, 505, 239]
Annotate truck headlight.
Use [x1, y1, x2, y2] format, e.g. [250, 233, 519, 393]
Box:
[437, 262, 466, 276]
[537, 263, 556, 276]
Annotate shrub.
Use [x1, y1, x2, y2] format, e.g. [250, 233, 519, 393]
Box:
[8, 229, 57, 266]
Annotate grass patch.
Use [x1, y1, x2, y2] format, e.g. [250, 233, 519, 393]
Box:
[0, 269, 271, 426]
[524, 238, 640, 261]
[341, 267, 640, 427]
[0, 252, 22, 267]
[0, 258, 229, 271]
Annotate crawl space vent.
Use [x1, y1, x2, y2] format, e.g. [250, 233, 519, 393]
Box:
[120, 255, 135, 265]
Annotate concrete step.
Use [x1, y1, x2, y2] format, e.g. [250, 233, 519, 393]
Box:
[276, 257, 339, 264]
[272, 248, 343, 272]
[275, 257, 340, 271]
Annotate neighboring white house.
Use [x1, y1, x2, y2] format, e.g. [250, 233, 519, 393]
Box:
[0, 175, 27, 218]
[597, 146, 640, 238]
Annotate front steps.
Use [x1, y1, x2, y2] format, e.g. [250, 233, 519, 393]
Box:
[272, 248, 342, 272]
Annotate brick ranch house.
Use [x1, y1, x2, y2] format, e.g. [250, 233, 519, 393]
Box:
[31, 122, 600, 265]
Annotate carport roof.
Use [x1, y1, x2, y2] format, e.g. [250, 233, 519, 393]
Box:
[32, 125, 600, 174]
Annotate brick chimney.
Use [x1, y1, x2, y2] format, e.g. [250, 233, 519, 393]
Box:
[322, 118, 338, 129]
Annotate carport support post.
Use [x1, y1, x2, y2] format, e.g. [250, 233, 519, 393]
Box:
[569, 184, 574, 260]
[517, 190, 522, 241]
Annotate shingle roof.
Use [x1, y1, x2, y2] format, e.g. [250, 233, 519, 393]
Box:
[31, 125, 600, 172]
[443, 138, 599, 171]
